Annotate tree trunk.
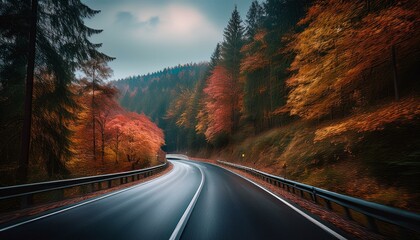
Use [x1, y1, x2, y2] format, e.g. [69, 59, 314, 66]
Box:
[391, 45, 400, 101]
[92, 69, 96, 161]
[101, 128, 105, 163]
[18, 0, 38, 183]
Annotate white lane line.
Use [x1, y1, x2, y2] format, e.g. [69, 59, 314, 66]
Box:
[169, 162, 205, 240]
[207, 162, 347, 240]
[0, 164, 176, 233]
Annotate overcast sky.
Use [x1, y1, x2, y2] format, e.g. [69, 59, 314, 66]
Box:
[81, 0, 255, 80]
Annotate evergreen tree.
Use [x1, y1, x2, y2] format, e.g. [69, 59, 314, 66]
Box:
[220, 6, 245, 132]
[245, 0, 264, 41]
[0, 0, 111, 182]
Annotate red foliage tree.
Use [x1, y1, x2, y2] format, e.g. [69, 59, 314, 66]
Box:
[203, 66, 240, 142]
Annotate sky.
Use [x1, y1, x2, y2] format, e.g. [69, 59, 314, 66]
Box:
[81, 0, 256, 80]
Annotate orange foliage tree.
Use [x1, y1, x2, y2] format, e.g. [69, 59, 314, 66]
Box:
[286, 0, 419, 120]
[107, 112, 164, 167]
[203, 66, 238, 142]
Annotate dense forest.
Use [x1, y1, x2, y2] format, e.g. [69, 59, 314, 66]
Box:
[112, 63, 208, 152]
[115, 0, 419, 210]
[0, 0, 165, 185]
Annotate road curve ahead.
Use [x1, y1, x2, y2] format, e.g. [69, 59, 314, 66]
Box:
[180, 160, 347, 240]
[0, 159, 348, 240]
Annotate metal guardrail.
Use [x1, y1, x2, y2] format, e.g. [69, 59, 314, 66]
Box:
[217, 160, 420, 236]
[0, 161, 168, 210]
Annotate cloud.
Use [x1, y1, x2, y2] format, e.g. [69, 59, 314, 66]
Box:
[115, 11, 160, 29]
[116, 11, 134, 23]
[113, 5, 219, 44]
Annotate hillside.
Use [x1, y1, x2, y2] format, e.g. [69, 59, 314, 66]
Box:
[111, 0, 419, 211]
[204, 96, 420, 211]
[112, 63, 208, 151]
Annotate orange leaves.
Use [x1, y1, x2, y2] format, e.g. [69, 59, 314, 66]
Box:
[203, 66, 237, 141]
[286, 0, 419, 120]
[106, 112, 164, 163]
[314, 96, 420, 141]
[240, 30, 269, 74]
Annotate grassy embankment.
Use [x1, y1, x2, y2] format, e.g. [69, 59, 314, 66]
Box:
[201, 96, 420, 212]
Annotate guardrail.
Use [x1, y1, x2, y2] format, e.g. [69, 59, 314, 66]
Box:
[217, 160, 420, 238]
[0, 161, 168, 211]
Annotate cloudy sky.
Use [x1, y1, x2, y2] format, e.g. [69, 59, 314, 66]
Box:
[81, 0, 255, 80]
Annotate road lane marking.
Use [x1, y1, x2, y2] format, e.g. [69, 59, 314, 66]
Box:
[207, 162, 347, 240]
[0, 163, 176, 233]
[169, 162, 205, 240]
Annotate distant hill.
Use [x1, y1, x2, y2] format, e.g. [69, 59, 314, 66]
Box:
[111, 63, 208, 151]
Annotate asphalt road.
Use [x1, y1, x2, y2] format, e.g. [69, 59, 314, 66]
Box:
[0, 157, 347, 239]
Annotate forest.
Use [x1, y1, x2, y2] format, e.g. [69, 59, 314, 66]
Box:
[0, 0, 419, 211]
[115, 0, 420, 211]
[0, 1, 165, 185]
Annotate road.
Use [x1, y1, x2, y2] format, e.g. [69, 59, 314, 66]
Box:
[0, 156, 347, 239]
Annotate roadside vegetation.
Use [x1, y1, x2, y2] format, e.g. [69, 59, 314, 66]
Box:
[115, 0, 419, 211]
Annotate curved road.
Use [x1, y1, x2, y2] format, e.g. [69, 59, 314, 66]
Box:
[0, 156, 348, 239]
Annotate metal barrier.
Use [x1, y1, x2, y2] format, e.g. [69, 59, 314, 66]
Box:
[0, 162, 168, 210]
[217, 160, 420, 237]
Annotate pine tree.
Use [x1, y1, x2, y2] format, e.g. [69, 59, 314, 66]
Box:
[220, 6, 245, 133]
[0, 0, 112, 182]
[245, 0, 264, 41]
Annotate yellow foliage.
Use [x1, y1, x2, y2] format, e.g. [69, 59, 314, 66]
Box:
[315, 96, 420, 141]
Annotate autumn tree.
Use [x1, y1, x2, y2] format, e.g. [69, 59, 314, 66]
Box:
[286, 0, 419, 120]
[0, 0, 111, 181]
[240, 0, 309, 131]
[107, 115, 125, 164]
[203, 66, 235, 142]
[80, 58, 114, 161]
[75, 82, 118, 163]
[196, 44, 221, 137]
[115, 112, 164, 168]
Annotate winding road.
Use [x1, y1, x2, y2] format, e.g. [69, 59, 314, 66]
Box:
[0, 155, 348, 239]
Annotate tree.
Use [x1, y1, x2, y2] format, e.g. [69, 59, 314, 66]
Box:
[245, 0, 264, 41]
[220, 6, 245, 133]
[107, 115, 125, 164]
[286, 0, 419, 120]
[196, 44, 221, 136]
[239, 0, 309, 131]
[203, 66, 235, 142]
[81, 58, 113, 161]
[117, 112, 164, 168]
[0, 0, 112, 182]
[75, 82, 118, 163]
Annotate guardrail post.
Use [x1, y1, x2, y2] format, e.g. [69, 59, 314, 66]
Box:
[312, 188, 318, 203]
[20, 194, 32, 209]
[366, 216, 378, 232]
[108, 180, 112, 188]
[325, 199, 332, 210]
[344, 207, 353, 220]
